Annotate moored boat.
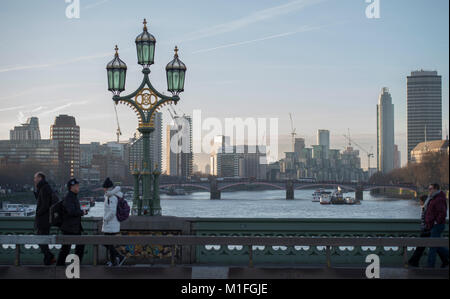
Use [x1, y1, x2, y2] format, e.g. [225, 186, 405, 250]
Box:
[312, 188, 325, 202]
[329, 187, 346, 205]
[0, 204, 36, 217]
[319, 192, 332, 205]
[345, 197, 361, 205]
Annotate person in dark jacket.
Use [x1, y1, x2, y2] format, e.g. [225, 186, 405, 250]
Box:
[56, 178, 87, 266]
[424, 183, 449, 268]
[408, 195, 447, 267]
[33, 172, 55, 265]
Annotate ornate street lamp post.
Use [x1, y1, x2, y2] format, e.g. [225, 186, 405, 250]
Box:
[106, 19, 186, 216]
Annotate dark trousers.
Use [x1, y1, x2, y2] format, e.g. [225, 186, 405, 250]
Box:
[428, 224, 449, 268]
[409, 230, 448, 266]
[409, 231, 430, 266]
[36, 227, 55, 265]
[36, 227, 54, 264]
[103, 233, 120, 263]
[57, 231, 85, 266]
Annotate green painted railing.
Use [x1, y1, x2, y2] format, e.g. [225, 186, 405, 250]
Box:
[0, 217, 100, 265]
[193, 218, 449, 266]
[0, 217, 448, 267]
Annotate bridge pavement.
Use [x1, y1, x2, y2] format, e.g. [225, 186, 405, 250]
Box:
[0, 265, 447, 279]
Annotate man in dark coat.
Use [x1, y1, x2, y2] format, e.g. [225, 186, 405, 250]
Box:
[56, 178, 87, 266]
[424, 183, 449, 268]
[33, 172, 55, 265]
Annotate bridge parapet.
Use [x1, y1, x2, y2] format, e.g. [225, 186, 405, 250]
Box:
[1, 234, 448, 271]
[1, 217, 448, 267]
[192, 218, 449, 266]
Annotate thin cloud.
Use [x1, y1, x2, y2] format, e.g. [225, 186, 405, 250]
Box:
[0, 105, 26, 113]
[182, 0, 323, 42]
[0, 64, 53, 73]
[15, 100, 89, 121]
[192, 26, 320, 54]
[0, 84, 81, 101]
[84, 0, 109, 9]
[38, 99, 89, 116]
[0, 98, 83, 115]
[0, 49, 130, 74]
[37, 103, 73, 117]
[30, 106, 45, 113]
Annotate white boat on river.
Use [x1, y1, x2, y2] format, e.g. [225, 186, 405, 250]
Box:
[0, 204, 36, 217]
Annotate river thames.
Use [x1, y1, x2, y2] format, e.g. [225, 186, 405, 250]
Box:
[86, 190, 424, 219]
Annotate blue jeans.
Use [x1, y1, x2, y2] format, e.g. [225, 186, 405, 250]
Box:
[427, 224, 449, 268]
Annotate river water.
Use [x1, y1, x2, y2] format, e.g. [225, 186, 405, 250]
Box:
[85, 190, 423, 219]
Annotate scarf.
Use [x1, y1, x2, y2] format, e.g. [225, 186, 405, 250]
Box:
[423, 190, 440, 215]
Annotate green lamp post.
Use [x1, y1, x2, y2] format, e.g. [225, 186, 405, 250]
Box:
[106, 19, 187, 216]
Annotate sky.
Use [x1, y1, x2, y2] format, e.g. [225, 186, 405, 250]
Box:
[0, 0, 449, 171]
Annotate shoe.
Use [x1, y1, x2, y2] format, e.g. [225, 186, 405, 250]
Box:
[441, 260, 449, 268]
[44, 255, 56, 266]
[115, 255, 127, 267]
[49, 257, 56, 265]
[106, 261, 113, 267]
[408, 261, 419, 268]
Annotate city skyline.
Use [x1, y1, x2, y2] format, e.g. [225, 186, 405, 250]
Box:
[0, 107, 445, 173]
[0, 0, 448, 170]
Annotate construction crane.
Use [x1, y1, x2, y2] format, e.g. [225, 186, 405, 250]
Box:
[113, 103, 122, 143]
[289, 113, 297, 152]
[343, 130, 374, 170]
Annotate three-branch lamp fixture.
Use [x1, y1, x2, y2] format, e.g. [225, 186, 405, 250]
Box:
[106, 19, 187, 97]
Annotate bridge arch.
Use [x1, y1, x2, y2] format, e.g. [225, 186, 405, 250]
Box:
[159, 184, 210, 192]
[118, 186, 134, 191]
[218, 182, 285, 192]
[294, 183, 357, 192]
[89, 186, 134, 192]
[363, 185, 417, 193]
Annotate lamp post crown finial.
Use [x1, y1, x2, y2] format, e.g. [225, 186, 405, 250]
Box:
[143, 18, 148, 30]
[174, 46, 179, 58]
[115, 45, 119, 56]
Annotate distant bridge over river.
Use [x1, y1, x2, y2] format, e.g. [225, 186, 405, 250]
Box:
[113, 179, 418, 200]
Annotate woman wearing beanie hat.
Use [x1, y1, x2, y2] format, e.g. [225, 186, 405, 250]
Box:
[102, 177, 114, 189]
[101, 178, 126, 266]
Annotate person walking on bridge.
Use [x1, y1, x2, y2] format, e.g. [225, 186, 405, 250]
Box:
[424, 183, 449, 268]
[408, 195, 447, 267]
[102, 178, 126, 267]
[56, 179, 87, 266]
[33, 172, 56, 266]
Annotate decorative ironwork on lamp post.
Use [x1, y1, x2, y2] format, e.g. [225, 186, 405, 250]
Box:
[106, 19, 187, 216]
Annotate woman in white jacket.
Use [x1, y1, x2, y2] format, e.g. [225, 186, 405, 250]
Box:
[102, 178, 126, 266]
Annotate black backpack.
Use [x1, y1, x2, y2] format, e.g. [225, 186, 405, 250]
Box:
[116, 195, 130, 222]
[49, 192, 64, 227]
